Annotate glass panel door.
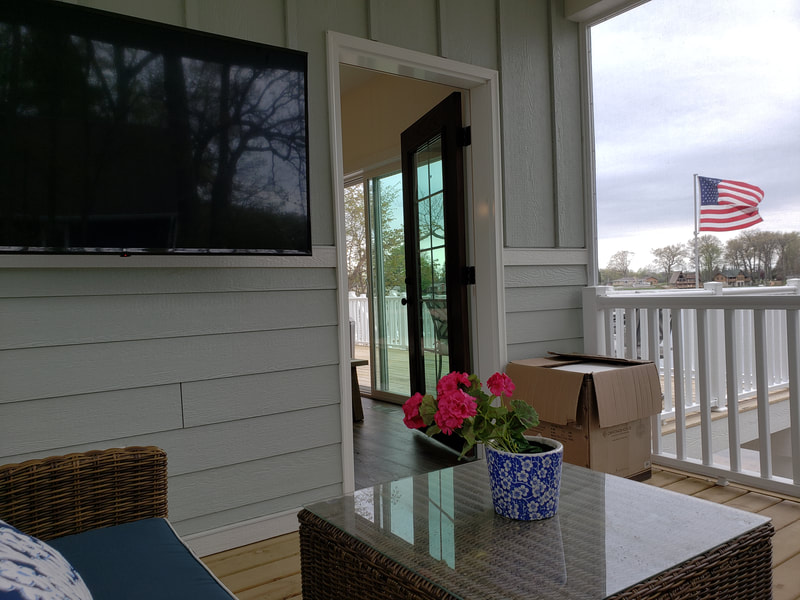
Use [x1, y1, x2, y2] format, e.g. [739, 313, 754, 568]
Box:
[368, 171, 411, 398]
[401, 91, 470, 397]
[414, 137, 449, 392]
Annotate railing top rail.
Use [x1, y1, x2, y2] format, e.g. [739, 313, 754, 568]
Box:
[591, 293, 800, 311]
[602, 287, 798, 298]
[589, 279, 800, 310]
[718, 286, 800, 296]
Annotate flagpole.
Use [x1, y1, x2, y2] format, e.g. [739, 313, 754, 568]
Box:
[693, 173, 700, 288]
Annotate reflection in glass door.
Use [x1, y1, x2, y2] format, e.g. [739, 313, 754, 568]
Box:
[401, 91, 470, 398]
[368, 171, 411, 399]
[414, 138, 449, 392]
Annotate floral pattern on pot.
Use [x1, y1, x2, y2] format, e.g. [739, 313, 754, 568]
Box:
[484, 436, 563, 520]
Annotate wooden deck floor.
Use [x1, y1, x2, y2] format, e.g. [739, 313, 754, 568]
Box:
[202, 398, 800, 600]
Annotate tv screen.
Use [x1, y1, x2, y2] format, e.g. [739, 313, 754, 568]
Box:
[0, 0, 310, 255]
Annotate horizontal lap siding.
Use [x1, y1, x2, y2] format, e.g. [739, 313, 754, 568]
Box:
[170, 444, 343, 522]
[0, 266, 337, 298]
[1, 290, 337, 350]
[0, 327, 338, 403]
[504, 261, 588, 362]
[0, 262, 340, 535]
[182, 363, 339, 427]
[1, 366, 340, 457]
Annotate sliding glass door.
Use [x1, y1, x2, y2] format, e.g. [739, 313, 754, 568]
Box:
[367, 171, 412, 400]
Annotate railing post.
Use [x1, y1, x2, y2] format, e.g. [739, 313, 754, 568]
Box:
[696, 308, 713, 465]
[672, 309, 687, 460]
[724, 309, 742, 474]
[704, 282, 726, 409]
[753, 309, 773, 478]
[787, 309, 800, 484]
[582, 286, 611, 354]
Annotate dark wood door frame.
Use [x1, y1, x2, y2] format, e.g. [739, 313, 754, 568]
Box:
[401, 91, 471, 395]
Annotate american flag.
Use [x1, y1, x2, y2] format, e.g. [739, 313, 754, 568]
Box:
[698, 176, 764, 232]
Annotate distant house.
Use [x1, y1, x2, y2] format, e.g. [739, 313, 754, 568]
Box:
[612, 277, 638, 286]
[669, 271, 698, 288]
[611, 277, 653, 287]
[644, 276, 659, 286]
[713, 270, 749, 287]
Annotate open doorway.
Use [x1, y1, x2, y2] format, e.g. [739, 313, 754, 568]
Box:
[328, 31, 506, 493]
[340, 66, 463, 404]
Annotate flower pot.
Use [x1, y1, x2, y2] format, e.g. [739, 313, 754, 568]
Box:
[484, 436, 563, 520]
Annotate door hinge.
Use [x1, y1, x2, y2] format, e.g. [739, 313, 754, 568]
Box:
[458, 126, 471, 147]
[464, 266, 476, 285]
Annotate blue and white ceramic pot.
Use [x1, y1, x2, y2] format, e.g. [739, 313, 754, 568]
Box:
[484, 436, 563, 521]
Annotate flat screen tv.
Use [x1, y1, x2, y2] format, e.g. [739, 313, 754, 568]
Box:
[0, 0, 310, 255]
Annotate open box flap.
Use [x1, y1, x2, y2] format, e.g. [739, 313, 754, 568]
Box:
[506, 360, 585, 425]
[547, 351, 652, 366]
[507, 357, 663, 428]
[590, 363, 663, 427]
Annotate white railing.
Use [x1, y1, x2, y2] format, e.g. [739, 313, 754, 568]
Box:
[348, 293, 437, 350]
[349, 293, 372, 346]
[583, 280, 800, 497]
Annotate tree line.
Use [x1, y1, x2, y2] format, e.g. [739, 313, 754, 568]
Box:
[602, 230, 800, 285]
[345, 179, 444, 297]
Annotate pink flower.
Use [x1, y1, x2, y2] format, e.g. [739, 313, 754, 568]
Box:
[436, 371, 471, 397]
[402, 393, 426, 429]
[434, 389, 477, 435]
[487, 372, 515, 398]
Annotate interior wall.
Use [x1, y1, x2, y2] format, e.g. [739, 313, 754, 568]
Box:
[340, 68, 460, 175]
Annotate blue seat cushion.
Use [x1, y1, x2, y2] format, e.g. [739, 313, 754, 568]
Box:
[49, 518, 235, 600]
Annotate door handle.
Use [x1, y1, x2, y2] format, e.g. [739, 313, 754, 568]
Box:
[401, 298, 408, 306]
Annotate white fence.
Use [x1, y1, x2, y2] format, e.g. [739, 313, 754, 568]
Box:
[348, 293, 438, 350]
[583, 280, 800, 497]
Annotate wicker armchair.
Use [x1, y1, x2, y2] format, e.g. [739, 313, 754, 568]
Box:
[0, 446, 168, 540]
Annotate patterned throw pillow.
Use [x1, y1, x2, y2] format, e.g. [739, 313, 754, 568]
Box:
[0, 520, 93, 600]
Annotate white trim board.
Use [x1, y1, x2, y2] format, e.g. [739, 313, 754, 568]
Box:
[0, 246, 337, 269]
[184, 508, 300, 557]
[326, 32, 507, 495]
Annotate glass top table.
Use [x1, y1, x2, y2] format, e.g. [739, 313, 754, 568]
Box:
[299, 461, 773, 599]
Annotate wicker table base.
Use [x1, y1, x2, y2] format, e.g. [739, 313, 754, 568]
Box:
[299, 511, 772, 600]
[299, 462, 773, 600]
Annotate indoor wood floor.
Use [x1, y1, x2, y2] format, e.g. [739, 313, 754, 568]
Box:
[352, 396, 463, 490]
[202, 398, 800, 600]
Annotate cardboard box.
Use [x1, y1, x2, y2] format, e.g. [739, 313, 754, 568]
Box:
[506, 353, 663, 480]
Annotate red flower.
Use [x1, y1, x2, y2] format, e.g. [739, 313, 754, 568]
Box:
[436, 371, 471, 397]
[402, 392, 426, 429]
[487, 372, 515, 398]
[434, 389, 477, 435]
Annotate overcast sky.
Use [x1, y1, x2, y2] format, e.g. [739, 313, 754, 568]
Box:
[591, 0, 800, 271]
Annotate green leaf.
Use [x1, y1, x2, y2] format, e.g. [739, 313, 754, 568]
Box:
[510, 399, 539, 428]
[426, 423, 442, 437]
[458, 440, 475, 460]
[459, 419, 475, 442]
[484, 404, 506, 421]
[419, 395, 438, 426]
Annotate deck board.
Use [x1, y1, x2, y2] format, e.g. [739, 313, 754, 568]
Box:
[202, 397, 800, 600]
[773, 553, 800, 600]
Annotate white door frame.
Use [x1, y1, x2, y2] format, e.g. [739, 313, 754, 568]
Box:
[326, 32, 507, 493]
